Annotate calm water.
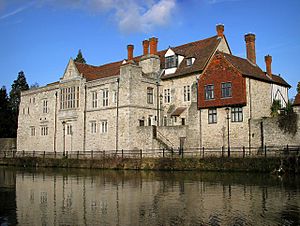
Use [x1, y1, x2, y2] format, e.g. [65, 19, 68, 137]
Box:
[0, 167, 299, 226]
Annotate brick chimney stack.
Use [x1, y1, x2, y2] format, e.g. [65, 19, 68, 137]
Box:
[265, 55, 272, 77]
[216, 24, 224, 37]
[127, 44, 134, 61]
[143, 40, 149, 56]
[244, 33, 256, 64]
[149, 37, 158, 55]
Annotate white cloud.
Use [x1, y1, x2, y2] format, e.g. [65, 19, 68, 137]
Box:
[0, 2, 33, 20]
[86, 0, 176, 33]
[0, 0, 176, 33]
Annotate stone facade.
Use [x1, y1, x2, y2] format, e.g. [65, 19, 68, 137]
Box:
[17, 25, 296, 153]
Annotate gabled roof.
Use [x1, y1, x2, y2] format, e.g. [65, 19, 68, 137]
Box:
[293, 93, 300, 106]
[220, 52, 290, 87]
[161, 36, 221, 79]
[73, 35, 221, 81]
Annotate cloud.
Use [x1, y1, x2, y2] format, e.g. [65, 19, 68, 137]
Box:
[0, 0, 176, 33]
[82, 0, 176, 33]
[0, 1, 34, 20]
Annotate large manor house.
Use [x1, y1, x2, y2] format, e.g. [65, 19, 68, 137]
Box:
[18, 25, 299, 153]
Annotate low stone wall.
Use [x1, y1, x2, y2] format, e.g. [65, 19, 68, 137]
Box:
[1, 156, 296, 173]
[0, 138, 16, 152]
[251, 117, 300, 147]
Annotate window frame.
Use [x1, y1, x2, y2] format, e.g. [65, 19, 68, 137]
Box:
[165, 55, 178, 69]
[231, 107, 243, 122]
[101, 120, 108, 134]
[184, 85, 191, 102]
[164, 89, 171, 103]
[92, 91, 98, 108]
[205, 84, 214, 100]
[221, 82, 232, 98]
[208, 108, 217, 124]
[147, 87, 154, 104]
[102, 89, 109, 107]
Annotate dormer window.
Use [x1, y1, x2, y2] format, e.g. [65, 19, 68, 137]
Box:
[165, 55, 178, 69]
[186, 58, 193, 66]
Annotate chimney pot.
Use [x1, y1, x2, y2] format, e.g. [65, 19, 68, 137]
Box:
[244, 33, 256, 64]
[265, 54, 272, 77]
[216, 24, 224, 37]
[142, 40, 149, 56]
[127, 44, 134, 61]
[149, 37, 158, 55]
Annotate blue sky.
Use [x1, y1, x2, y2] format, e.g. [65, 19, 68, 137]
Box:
[0, 0, 299, 98]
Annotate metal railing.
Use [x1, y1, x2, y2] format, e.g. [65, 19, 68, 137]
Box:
[1, 145, 299, 160]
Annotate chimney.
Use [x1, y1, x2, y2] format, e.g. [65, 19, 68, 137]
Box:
[265, 55, 272, 77]
[149, 37, 158, 55]
[127, 44, 134, 61]
[244, 33, 256, 64]
[216, 24, 224, 37]
[143, 40, 149, 55]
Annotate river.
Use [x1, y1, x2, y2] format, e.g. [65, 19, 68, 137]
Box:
[0, 166, 299, 226]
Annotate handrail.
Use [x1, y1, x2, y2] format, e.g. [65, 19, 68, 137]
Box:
[156, 130, 175, 148]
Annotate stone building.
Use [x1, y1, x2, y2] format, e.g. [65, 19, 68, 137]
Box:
[17, 25, 293, 153]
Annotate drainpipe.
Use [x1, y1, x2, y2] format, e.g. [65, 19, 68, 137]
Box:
[156, 81, 159, 126]
[116, 77, 120, 151]
[83, 85, 87, 152]
[54, 91, 58, 152]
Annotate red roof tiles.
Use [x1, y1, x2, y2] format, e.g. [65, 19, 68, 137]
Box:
[220, 52, 290, 87]
[294, 93, 300, 106]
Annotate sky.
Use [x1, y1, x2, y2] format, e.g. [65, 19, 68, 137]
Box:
[0, 0, 299, 98]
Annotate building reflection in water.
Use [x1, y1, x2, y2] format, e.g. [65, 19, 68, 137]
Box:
[1, 169, 298, 226]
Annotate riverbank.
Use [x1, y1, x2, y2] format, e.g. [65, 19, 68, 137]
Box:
[1, 156, 299, 173]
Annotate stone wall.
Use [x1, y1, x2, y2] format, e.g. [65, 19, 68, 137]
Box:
[250, 116, 300, 148]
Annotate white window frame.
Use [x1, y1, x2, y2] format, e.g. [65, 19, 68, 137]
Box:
[101, 120, 108, 134]
[184, 85, 191, 102]
[92, 91, 98, 108]
[43, 100, 48, 114]
[231, 107, 243, 122]
[208, 108, 217, 124]
[91, 121, 97, 134]
[102, 89, 109, 107]
[164, 89, 171, 103]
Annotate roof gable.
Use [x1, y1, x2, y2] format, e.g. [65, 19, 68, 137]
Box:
[61, 59, 82, 81]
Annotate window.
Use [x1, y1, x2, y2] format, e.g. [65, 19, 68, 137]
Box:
[30, 127, 35, 136]
[67, 124, 72, 135]
[43, 100, 48, 113]
[208, 108, 217, 124]
[184, 85, 191, 102]
[186, 58, 193, 66]
[181, 118, 185, 125]
[41, 126, 48, 136]
[231, 107, 243, 122]
[101, 120, 108, 133]
[92, 91, 98, 108]
[91, 121, 97, 133]
[139, 119, 145, 126]
[205, 85, 214, 100]
[165, 55, 178, 69]
[102, 89, 109, 107]
[112, 91, 117, 103]
[221, 82, 232, 98]
[60, 86, 79, 110]
[163, 116, 167, 126]
[164, 89, 171, 103]
[147, 87, 154, 104]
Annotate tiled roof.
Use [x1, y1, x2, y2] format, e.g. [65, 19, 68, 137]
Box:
[171, 107, 187, 116]
[293, 93, 300, 106]
[161, 36, 221, 79]
[221, 52, 290, 87]
[75, 61, 122, 81]
[74, 35, 221, 81]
